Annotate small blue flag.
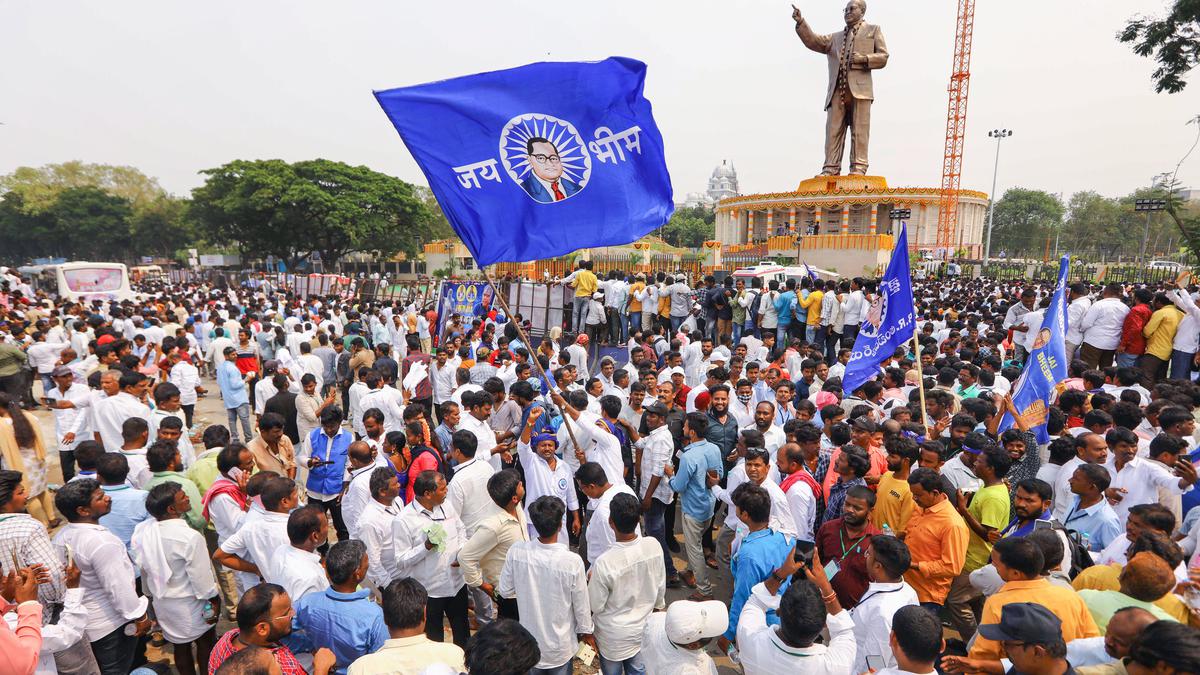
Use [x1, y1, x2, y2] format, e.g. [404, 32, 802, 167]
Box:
[1000, 256, 1070, 444]
[374, 57, 674, 266]
[842, 223, 916, 396]
[804, 262, 818, 282]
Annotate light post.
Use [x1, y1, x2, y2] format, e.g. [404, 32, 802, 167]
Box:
[984, 129, 1013, 268]
[1136, 197, 1167, 263]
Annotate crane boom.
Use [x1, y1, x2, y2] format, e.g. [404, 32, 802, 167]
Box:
[935, 0, 977, 253]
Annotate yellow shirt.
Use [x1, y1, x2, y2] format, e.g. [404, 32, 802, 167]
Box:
[969, 578, 1100, 660]
[901, 498, 969, 604]
[871, 472, 914, 533]
[963, 483, 1011, 572]
[798, 290, 824, 325]
[628, 281, 646, 313]
[1143, 306, 1182, 360]
[572, 270, 598, 298]
[1072, 563, 1194, 625]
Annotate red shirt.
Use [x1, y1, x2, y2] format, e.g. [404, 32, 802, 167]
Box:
[1118, 304, 1152, 355]
[815, 517, 881, 608]
[208, 629, 305, 675]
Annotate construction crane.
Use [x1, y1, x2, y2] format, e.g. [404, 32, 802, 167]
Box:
[935, 0, 977, 253]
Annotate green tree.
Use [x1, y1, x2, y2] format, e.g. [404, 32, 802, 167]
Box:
[0, 161, 167, 214]
[0, 192, 53, 264]
[43, 187, 134, 260]
[658, 205, 714, 248]
[1119, 0, 1200, 94]
[413, 185, 456, 240]
[1063, 191, 1126, 258]
[989, 188, 1064, 257]
[130, 197, 195, 259]
[190, 159, 434, 268]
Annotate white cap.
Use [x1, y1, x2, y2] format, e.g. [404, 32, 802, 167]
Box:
[665, 600, 729, 644]
[668, 366, 685, 377]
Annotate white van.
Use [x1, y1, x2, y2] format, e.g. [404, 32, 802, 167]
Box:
[732, 262, 787, 288]
[54, 262, 136, 302]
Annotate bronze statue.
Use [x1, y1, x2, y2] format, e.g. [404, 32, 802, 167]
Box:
[793, 1, 889, 176]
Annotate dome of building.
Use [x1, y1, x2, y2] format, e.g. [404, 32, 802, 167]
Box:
[707, 160, 739, 203]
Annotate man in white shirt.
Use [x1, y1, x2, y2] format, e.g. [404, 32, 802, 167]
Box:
[358, 371, 405, 432]
[870, 605, 945, 675]
[446, 429, 497, 540]
[516, 408, 581, 541]
[214, 476, 297, 587]
[358, 468, 401, 593]
[92, 371, 153, 452]
[391, 470, 469, 648]
[265, 505, 330, 603]
[1102, 427, 1196, 525]
[639, 598, 727, 675]
[1078, 283, 1131, 369]
[587, 491, 664, 674]
[577, 462, 639, 566]
[457, 391, 502, 470]
[52, 479, 152, 675]
[25, 331, 69, 397]
[850, 535, 920, 673]
[498, 495, 593, 675]
[341, 442, 380, 539]
[43, 366, 92, 480]
[166, 352, 202, 428]
[628, 401, 679, 583]
[129, 482, 219, 669]
[737, 550, 856, 675]
[1064, 284, 1093, 358]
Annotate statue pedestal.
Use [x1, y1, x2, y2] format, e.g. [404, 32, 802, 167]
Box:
[796, 175, 889, 194]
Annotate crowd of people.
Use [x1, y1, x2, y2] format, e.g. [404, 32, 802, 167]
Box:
[1, 261, 1200, 675]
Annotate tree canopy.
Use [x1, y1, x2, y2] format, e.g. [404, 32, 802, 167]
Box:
[988, 188, 1064, 258]
[658, 205, 715, 249]
[189, 159, 436, 267]
[0, 161, 167, 213]
[1119, 0, 1199, 93]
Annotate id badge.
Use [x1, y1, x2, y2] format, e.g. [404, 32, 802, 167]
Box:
[823, 558, 840, 580]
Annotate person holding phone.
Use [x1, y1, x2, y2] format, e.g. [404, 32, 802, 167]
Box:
[735, 539, 855, 673]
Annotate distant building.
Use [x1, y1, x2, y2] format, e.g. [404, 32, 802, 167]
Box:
[679, 160, 740, 209]
[1177, 187, 1199, 202]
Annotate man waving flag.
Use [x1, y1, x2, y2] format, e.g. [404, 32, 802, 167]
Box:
[374, 57, 674, 266]
[842, 223, 915, 396]
[1000, 256, 1070, 443]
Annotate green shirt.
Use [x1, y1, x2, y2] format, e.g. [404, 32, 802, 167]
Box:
[0, 343, 27, 378]
[186, 450, 222, 497]
[1078, 589, 1177, 633]
[143, 471, 207, 532]
[964, 483, 1011, 572]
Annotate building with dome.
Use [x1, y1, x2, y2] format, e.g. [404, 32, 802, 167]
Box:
[680, 160, 740, 209]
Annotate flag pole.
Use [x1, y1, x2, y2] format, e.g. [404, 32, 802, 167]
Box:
[913, 324, 931, 438]
[481, 266, 582, 453]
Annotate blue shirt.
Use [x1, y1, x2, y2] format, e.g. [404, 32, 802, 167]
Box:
[668, 440, 725, 520]
[1063, 496, 1123, 552]
[726, 527, 793, 640]
[774, 291, 796, 327]
[217, 360, 249, 409]
[294, 587, 387, 675]
[98, 484, 151, 551]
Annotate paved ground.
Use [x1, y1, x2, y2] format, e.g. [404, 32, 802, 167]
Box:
[29, 375, 738, 673]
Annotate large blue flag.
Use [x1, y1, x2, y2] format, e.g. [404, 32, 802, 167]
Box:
[374, 57, 674, 266]
[1000, 256, 1070, 444]
[842, 223, 916, 396]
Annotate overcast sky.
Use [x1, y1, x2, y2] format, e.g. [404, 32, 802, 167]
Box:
[2, 0, 1196, 206]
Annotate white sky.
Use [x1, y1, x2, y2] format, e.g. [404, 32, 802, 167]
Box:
[1, 0, 1197, 205]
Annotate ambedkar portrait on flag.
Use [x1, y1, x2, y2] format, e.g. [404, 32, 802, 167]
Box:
[502, 116, 589, 203]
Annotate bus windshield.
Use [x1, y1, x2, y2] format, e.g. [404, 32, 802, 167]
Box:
[62, 267, 125, 293]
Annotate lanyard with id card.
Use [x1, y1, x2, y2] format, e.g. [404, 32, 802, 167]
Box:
[827, 526, 869, 580]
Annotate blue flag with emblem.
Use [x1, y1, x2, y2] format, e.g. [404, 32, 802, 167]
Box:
[1000, 255, 1070, 444]
[374, 57, 674, 266]
[842, 223, 916, 396]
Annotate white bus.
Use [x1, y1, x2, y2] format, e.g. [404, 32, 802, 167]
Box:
[53, 262, 136, 302]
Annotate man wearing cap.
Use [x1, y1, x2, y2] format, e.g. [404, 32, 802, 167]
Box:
[975, 603, 1076, 675]
[639, 598, 727, 674]
[217, 345, 254, 443]
[43, 365, 91, 480]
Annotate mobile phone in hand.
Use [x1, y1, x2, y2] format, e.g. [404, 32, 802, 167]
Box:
[793, 539, 815, 568]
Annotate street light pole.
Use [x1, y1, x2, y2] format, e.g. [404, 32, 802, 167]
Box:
[984, 129, 1012, 268]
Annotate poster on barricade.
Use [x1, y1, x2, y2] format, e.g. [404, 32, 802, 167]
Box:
[434, 281, 496, 339]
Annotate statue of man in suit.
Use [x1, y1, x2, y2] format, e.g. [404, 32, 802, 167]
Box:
[793, 1, 889, 176]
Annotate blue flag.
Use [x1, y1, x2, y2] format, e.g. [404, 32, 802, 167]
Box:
[842, 224, 916, 396]
[804, 262, 818, 282]
[374, 57, 674, 266]
[1000, 256, 1070, 444]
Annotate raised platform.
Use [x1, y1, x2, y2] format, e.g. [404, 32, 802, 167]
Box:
[713, 174, 989, 273]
